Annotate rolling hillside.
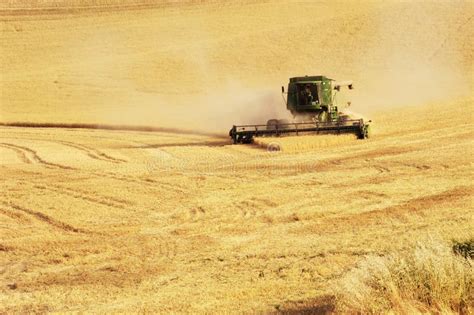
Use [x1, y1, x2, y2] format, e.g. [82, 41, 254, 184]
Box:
[0, 1, 473, 313]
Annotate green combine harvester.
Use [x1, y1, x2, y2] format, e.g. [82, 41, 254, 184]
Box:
[229, 75, 371, 144]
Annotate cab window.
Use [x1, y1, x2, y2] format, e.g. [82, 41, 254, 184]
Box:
[297, 84, 319, 105]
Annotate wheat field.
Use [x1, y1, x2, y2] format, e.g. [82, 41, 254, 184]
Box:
[1, 1, 473, 313]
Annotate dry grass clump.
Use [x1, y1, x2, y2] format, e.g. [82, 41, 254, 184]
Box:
[336, 240, 474, 314]
[254, 134, 356, 153]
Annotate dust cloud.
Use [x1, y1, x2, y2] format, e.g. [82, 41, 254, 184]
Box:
[104, 1, 472, 133]
[1, 1, 472, 134]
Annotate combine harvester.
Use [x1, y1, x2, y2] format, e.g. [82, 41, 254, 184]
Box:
[229, 75, 371, 144]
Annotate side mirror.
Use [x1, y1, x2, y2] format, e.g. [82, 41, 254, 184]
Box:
[349, 84, 353, 89]
[281, 86, 285, 93]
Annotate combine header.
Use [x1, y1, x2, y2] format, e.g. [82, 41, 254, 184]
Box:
[229, 75, 370, 144]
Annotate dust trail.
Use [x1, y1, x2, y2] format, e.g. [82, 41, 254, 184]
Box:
[1, 1, 472, 135]
[0, 122, 226, 138]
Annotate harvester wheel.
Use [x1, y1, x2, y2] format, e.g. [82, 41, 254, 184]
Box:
[239, 134, 254, 144]
[358, 125, 371, 139]
[364, 125, 371, 138]
[278, 119, 290, 129]
[266, 119, 279, 130]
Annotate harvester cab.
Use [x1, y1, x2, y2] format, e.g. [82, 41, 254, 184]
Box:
[229, 75, 370, 144]
[284, 76, 353, 122]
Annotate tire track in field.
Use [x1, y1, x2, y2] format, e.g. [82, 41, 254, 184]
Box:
[0, 201, 83, 233]
[135, 232, 179, 260]
[0, 136, 127, 164]
[394, 161, 432, 171]
[372, 165, 390, 174]
[187, 206, 207, 222]
[364, 159, 391, 174]
[90, 171, 186, 194]
[53, 140, 127, 163]
[302, 186, 474, 234]
[235, 197, 278, 219]
[0, 207, 30, 223]
[0, 143, 31, 164]
[363, 186, 474, 219]
[33, 184, 133, 209]
[168, 203, 209, 223]
[0, 143, 75, 170]
[181, 196, 277, 223]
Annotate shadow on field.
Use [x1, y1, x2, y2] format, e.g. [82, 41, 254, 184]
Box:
[124, 140, 231, 149]
[273, 295, 336, 315]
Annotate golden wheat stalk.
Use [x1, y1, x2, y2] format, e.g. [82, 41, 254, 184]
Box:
[254, 134, 357, 153]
